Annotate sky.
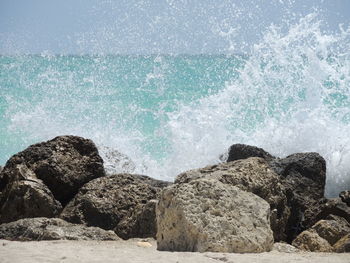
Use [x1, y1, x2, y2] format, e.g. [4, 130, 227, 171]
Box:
[0, 0, 349, 54]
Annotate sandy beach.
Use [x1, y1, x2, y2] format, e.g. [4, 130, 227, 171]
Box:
[1, 239, 349, 263]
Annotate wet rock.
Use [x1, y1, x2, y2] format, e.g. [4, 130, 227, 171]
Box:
[99, 146, 136, 174]
[61, 173, 170, 238]
[339, 190, 350, 206]
[292, 229, 333, 252]
[0, 217, 119, 241]
[0, 165, 62, 224]
[269, 152, 326, 241]
[157, 178, 274, 253]
[333, 234, 350, 253]
[175, 157, 289, 242]
[116, 200, 158, 239]
[226, 144, 275, 162]
[0, 136, 105, 205]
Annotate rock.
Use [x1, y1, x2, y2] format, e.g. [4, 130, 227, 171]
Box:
[272, 242, 300, 253]
[269, 152, 326, 241]
[304, 198, 350, 228]
[137, 241, 153, 248]
[60, 173, 170, 239]
[0, 165, 62, 224]
[115, 199, 158, 239]
[175, 157, 289, 242]
[157, 179, 274, 253]
[339, 191, 350, 206]
[99, 146, 136, 174]
[333, 234, 350, 253]
[292, 229, 333, 252]
[226, 144, 275, 162]
[312, 216, 350, 245]
[0, 217, 119, 241]
[0, 136, 105, 205]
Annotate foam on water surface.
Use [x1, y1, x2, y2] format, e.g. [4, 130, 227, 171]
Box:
[0, 13, 349, 197]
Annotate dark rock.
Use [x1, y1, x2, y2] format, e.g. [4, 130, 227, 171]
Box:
[115, 199, 157, 239]
[226, 144, 275, 162]
[269, 152, 326, 242]
[176, 157, 289, 242]
[304, 198, 350, 228]
[0, 217, 119, 241]
[60, 173, 170, 239]
[0, 165, 62, 224]
[333, 234, 350, 253]
[340, 191, 350, 206]
[0, 136, 105, 205]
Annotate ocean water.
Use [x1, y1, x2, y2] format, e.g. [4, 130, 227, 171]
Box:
[0, 14, 349, 196]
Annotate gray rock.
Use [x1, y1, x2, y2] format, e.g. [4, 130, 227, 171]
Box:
[226, 144, 275, 162]
[0, 217, 119, 241]
[0, 165, 62, 224]
[61, 173, 170, 239]
[157, 179, 274, 253]
[175, 157, 289, 242]
[0, 136, 105, 205]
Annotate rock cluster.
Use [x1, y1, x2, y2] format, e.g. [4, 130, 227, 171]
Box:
[0, 138, 349, 254]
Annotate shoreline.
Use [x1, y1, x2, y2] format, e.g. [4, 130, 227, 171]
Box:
[1, 239, 349, 263]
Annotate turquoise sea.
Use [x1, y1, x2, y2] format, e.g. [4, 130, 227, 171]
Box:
[0, 15, 349, 196]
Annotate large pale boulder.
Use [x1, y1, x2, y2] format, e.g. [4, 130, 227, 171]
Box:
[176, 157, 289, 241]
[60, 173, 170, 239]
[0, 165, 62, 224]
[156, 179, 274, 253]
[0, 217, 119, 241]
[0, 136, 105, 205]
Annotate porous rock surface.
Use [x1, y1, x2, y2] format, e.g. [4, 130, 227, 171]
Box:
[157, 178, 274, 253]
[60, 173, 170, 239]
[292, 229, 333, 252]
[175, 157, 289, 241]
[0, 135, 105, 205]
[292, 215, 350, 252]
[0, 165, 62, 224]
[269, 152, 326, 241]
[312, 216, 350, 246]
[333, 234, 350, 253]
[226, 143, 275, 162]
[0, 217, 119, 241]
[115, 199, 158, 239]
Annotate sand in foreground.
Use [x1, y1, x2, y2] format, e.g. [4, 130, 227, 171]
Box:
[0, 239, 349, 263]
